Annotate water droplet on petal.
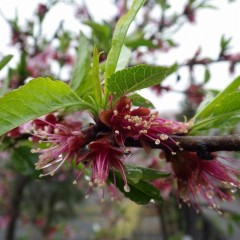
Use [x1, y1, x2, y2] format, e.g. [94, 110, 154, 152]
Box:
[206, 190, 213, 199]
[88, 181, 94, 187]
[231, 187, 237, 193]
[84, 175, 90, 181]
[217, 210, 223, 215]
[230, 182, 237, 187]
[123, 148, 131, 157]
[124, 184, 130, 192]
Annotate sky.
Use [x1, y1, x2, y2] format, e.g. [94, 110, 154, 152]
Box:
[0, 0, 240, 113]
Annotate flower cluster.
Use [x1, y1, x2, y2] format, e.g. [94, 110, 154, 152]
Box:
[100, 96, 192, 153]
[31, 120, 85, 177]
[29, 98, 240, 209]
[30, 115, 129, 200]
[75, 137, 130, 199]
[170, 151, 240, 213]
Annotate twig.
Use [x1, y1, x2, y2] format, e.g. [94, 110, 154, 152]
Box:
[125, 134, 240, 152]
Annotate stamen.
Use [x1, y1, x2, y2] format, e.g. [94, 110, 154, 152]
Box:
[88, 181, 94, 187]
[124, 184, 130, 192]
[37, 155, 67, 178]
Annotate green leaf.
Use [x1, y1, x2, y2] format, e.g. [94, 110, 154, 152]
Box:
[111, 172, 163, 205]
[198, 3, 218, 9]
[129, 93, 155, 108]
[104, 0, 146, 93]
[0, 77, 90, 136]
[17, 52, 28, 80]
[74, 70, 93, 100]
[126, 165, 170, 182]
[0, 138, 12, 151]
[0, 55, 13, 71]
[70, 33, 91, 95]
[204, 67, 211, 83]
[125, 31, 156, 48]
[125, 37, 156, 49]
[126, 166, 143, 184]
[116, 45, 132, 72]
[156, 0, 171, 10]
[220, 35, 232, 51]
[84, 20, 111, 47]
[107, 64, 169, 99]
[92, 45, 102, 106]
[194, 76, 240, 120]
[213, 92, 240, 116]
[192, 92, 240, 131]
[10, 146, 39, 177]
[194, 90, 218, 118]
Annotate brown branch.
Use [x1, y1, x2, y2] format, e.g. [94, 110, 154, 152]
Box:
[172, 134, 240, 152]
[13, 124, 240, 153]
[179, 58, 240, 68]
[124, 134, 240, 153]
[80, 123, 240, 153]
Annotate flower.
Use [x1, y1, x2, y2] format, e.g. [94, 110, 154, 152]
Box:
[170, 151, 240, 213]
[37, 4, 48, 18]
[75, 137, 130, 198]
[151, 85, 171, 96]
[186, 84, 204, 106]
[27, 47, 55, 77]
[100, 96, 192, 153]
[32, 122, 84, 177]
[184, 4, 196, 23]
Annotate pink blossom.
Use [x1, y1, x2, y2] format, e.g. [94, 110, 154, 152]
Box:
[170, 151, 240, 213]
[76, 137, 130, 198]
[151, 85, 171, 96]
[37, 4, 48, 17]
[100, 96, 192, 153]
[184, 4, 196, 23]
[27, 47, 55, 77]
[186, 84, 204, 106]
[32, 122, 84, 177]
